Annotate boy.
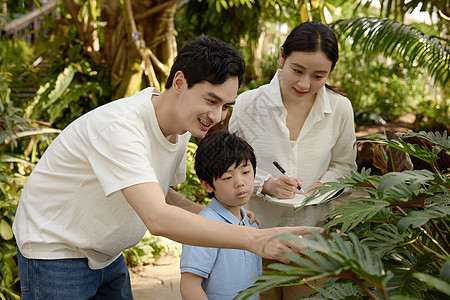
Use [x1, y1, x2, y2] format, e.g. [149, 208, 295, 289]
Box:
[13, 36, 320, 299]
[180, 130, 262, 300]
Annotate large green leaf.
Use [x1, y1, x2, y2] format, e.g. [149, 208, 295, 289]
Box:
[386, 252, 436, 297]
[237, 231, 393, 299]
[398, 205, 450, 233]
[362, 224, 408, 256]
[358, 139, 439, 165]
[332, 18, 449, 86]
[28, 64, 76, 121]
[413, 273, 450, 296]
[292, 232, 392, 287]
[325, 200, 390, 232]
[234, 274, 300, 300]
[0, 262, 12, 287]
[0, 219, 13, 240]
[47, 82, 98, 124]
[376, 170, 435, 201]
[403, 131, 450, 152]
[316, 281, 364, 299]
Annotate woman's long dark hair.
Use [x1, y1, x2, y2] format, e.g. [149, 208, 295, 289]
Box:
[281, 22, 346, 96]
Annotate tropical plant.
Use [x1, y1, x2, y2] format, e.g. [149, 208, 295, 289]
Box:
[123, 231, 181, 270]
[1, 79, 60, 299]
[236, 130, 450, 300]
[331, 17, 449, 86]
[175, 0, 342, 82]
[57, 0, 180, 99]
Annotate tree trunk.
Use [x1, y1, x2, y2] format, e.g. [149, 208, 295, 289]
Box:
[63, 0, 179, 100]
[101, 0, 179, 99]
[62, 0, 101, 62]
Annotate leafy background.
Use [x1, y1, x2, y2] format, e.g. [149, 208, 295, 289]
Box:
[0, 0, 448, 298]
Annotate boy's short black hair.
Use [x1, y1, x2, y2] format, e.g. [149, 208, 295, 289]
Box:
[165, 36, 245, 89]
[195, 130, 256, 197]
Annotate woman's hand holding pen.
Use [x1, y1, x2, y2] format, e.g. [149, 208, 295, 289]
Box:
[263, 175, 303, 199]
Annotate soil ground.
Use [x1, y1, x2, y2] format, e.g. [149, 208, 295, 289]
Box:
[131, 252, 182, 300]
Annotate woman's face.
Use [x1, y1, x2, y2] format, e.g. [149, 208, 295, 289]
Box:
[278, 50, 333, 102]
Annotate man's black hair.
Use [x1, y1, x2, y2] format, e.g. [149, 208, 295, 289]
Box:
[165, 36, 245, 89]
[195, 130, 256, 198]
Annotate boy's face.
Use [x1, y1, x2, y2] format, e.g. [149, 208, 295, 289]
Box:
[202, 160, 255, 216]
[176, 74, 238, 138]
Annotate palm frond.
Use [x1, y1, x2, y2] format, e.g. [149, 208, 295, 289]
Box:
[362, 224, 409, 256]
[398, 204, 450, 234]
[403, 131, 450, 152]
[332, 17, 450, 86]
[376, 169, 436, 201]
[413, 272, 450, 296]
[325, 199, 390, 232]
[316, 281, 364, 299]
[236, 231, 393, 299]
[299, 168, 380, 208]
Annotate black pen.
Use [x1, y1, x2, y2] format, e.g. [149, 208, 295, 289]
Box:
[273, 161, 305, 193]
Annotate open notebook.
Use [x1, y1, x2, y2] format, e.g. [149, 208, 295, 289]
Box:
[264, 188, 344, 208]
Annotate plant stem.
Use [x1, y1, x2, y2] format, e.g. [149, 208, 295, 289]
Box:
[353, 277, 380, 300]
[441, 220, 450, 233]
[395, 206, 449, 256]
[430, 219, 450, 250]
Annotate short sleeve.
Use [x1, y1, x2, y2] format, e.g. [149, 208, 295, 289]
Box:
[88, 119, 158, 196]
[180, 244, 219, 279]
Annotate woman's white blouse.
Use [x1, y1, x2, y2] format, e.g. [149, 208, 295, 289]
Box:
[229, 70, 357, 201]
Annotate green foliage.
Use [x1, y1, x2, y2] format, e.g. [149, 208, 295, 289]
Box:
[176, 0, 261, 46]
[122, 231, 181, 270]
[237, 131, 450, 299]
[23, 60, 109, 128]
[172, 141, 211, 206]
[1, 80, 59, 299]
[332, 18, 449, 87]
[331, 42, 432, 125]
[0, 39, 34, 70]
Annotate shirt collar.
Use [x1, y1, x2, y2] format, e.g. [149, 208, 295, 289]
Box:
[316, 85, 332, 114]
[209, 198, 250, 225]
[266, 70, 285, 108]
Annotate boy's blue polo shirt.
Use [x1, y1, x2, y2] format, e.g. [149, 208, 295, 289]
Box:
[180, 198, 262, 300]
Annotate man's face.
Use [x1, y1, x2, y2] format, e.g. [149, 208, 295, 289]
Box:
[179, 77, 238, 138]
[203, 160, 255, 215]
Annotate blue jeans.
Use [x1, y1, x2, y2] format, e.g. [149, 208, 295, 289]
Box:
[17, 248, 134, 299]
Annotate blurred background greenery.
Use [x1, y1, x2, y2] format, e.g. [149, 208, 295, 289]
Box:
[0, 0, 448, 298]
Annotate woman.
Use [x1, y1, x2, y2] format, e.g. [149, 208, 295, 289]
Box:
[229, 22, 357, 299]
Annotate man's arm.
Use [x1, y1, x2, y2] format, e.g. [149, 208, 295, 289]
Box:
[165, 188, 204, 214]
[122, 182, 323, 264]
[180, 272, 208, 300]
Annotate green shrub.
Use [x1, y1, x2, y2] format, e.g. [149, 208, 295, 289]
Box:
[237, 130, 450, 299]
[1, 80, 60, 299]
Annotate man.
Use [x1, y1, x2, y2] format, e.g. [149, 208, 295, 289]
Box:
[13, 36, 321, 299]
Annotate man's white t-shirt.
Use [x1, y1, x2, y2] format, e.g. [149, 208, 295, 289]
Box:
[13, 87, 190, 269]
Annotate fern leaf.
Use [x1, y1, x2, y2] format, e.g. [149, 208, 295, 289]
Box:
[325, 200, 390, 232]
[362, 224, 408, 256]
[413, 273, 450, 296]
[403, 131, 450, 151]
[333, 18, 449, 86]
[398, 205, 450, 234]
[376, 170, 435, 201]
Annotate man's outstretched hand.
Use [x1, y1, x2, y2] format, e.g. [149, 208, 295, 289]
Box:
[252, 226, 324, 264]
